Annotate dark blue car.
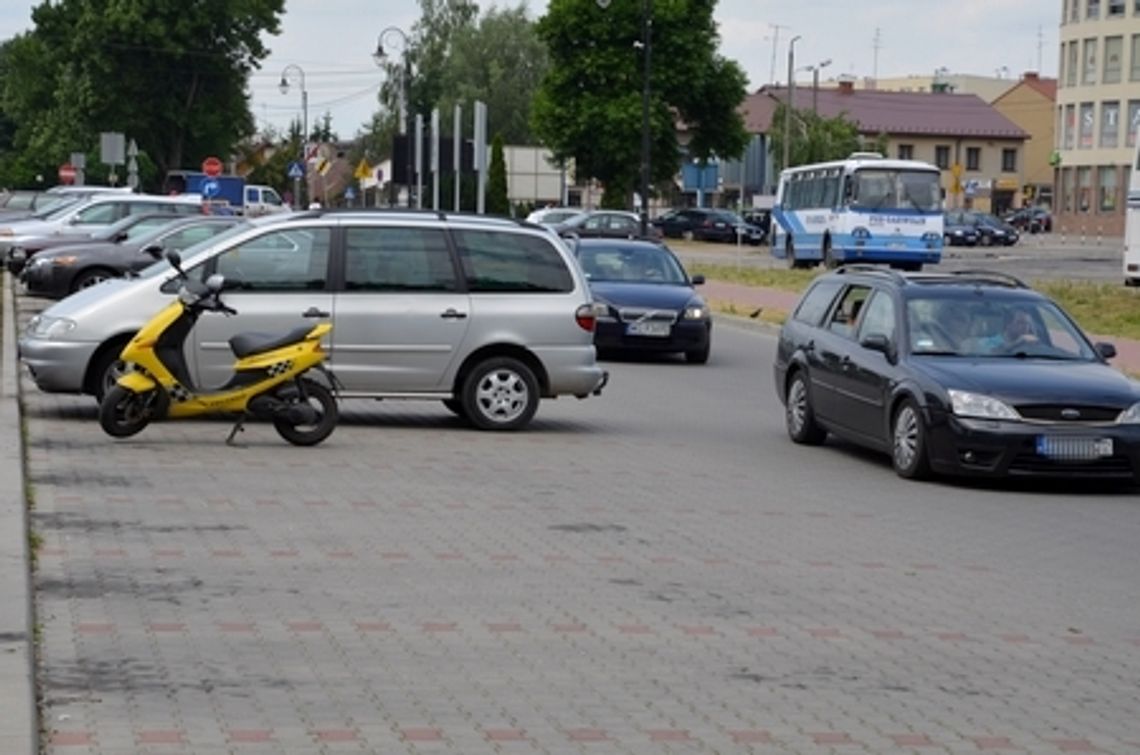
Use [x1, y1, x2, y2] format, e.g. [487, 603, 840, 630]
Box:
[572, 238, 711, 363]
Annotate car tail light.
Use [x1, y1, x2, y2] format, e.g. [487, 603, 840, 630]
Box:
[575, 303, 597, 332]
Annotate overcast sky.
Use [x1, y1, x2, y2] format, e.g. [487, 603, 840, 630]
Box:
[1, 0, 1060, 138]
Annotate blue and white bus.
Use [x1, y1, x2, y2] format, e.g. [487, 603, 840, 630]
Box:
[771, 152, 944, 271]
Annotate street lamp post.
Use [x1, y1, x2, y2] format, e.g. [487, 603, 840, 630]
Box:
[783, 35, 802, 172]
[279, 64, 308, 210]
[374, 27, 414, 209]
[598, 0, 652, 237]
[808, 58, 832, 115]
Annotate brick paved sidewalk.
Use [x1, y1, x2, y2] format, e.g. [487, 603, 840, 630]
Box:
[701, 279, 1140, 374]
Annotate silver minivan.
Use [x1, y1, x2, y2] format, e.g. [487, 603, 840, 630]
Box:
[19, 210, 608, 430]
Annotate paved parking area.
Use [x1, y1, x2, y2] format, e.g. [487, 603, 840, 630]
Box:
[12, 291, 1140, 754]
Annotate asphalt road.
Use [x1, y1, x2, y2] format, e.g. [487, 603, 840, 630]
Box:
[14, 289, 1140, 754]
[672, 234, 1128, 284]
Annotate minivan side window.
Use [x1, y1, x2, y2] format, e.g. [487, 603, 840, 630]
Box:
[792, 279, 843, 325]
[210, 227, 331, 291]
[343, 227, 457, 291]
[452, 230, 574, 292]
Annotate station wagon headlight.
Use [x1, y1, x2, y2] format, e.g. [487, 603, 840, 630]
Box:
[949, 389, 1020, 420]
[1118, 402, 1140, 424]
[28, 315, 77, 340]
[683, 303, 708, 320]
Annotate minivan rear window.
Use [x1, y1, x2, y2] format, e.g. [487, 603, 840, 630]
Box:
[452, 230, 573, 292]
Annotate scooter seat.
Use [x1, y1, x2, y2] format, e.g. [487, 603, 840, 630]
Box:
[229, 325, 315, 358]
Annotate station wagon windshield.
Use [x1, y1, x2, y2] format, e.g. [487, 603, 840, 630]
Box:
[851, 169, 941, 212]
[906, 295, 1097, 360]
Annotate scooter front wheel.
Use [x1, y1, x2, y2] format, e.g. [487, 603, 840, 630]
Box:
[273, 378, 338, 446]
[99, 386, 154, 438]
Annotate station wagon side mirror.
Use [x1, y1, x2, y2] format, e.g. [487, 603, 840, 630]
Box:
[1095, 342, 1117, 360]
[860, 332, 896, 362]
[691, 274, 705, 285]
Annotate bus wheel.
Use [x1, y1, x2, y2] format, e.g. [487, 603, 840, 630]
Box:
[785, 238, 799, 269]
[823, 238, 839, 269]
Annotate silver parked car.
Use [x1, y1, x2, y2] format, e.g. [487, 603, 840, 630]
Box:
[19, 210, 608, 430]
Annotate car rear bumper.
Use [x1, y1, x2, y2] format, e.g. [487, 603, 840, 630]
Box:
[16, 336, 96, 394]
[594, 319, 710, 354]
[925, 412, 1140, 482]
[21, 263, 68, 297]
[530, 346, 608, 398]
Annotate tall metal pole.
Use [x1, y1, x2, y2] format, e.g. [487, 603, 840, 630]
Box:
[812, 67, 819, 115]
[783, 35, 801, 172]
[639, 0, 652, 237]
[375, 27, 415, 208]
[279, 64, 307, 209]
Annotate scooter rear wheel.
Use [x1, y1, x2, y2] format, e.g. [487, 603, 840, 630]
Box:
[273, 378, 338, 446]
[99, 386, 154, 438]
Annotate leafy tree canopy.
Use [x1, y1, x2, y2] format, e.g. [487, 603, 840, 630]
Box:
[0, 0, 284, 189]
[532, 0, 749, 207]
[767, 104, 864, 172]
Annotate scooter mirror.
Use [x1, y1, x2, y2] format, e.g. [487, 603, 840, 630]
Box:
[206, 274, 225, 293]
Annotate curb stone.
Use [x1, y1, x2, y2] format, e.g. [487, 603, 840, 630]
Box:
[0, 271, 36, 755]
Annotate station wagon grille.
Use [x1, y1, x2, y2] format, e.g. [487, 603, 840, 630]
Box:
[617, 308, 677, 324]
[1016, 405, 1122, 423]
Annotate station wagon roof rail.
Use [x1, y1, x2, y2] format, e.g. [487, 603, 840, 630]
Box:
[939, 270, 1029, 288]
[832, 264, 909, 285]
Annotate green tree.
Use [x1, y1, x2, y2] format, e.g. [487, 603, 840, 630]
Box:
[532, 0, 749, 209]
[486, 133, 509, 215]
[0, 0, 284, 189]
[768, 105, 862, 172]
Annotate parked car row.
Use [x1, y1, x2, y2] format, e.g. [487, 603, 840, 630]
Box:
[523, 207, 768, 246]
[942, 211, 1020, 247]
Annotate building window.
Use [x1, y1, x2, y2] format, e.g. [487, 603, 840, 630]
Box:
[934, 145, 950, 169]
[1060, 167, 1073, 213]
[1079, 102, 1095, 148]
[1100, 101, 1120, 147]
[1104, 36, 1123, 82]
[1088, 0, 1100, 17]
[1099, 167, 1119, 213]
[1064, 104, 1076, 149]
[897, 144, 914, 160]
[1128, 100, 1140, 147]
[966, 147, 981, 171]
[1082, 38, 1097, 85]
[1066, 42, 1078, 87]
[1131, 34, 1140, 80]
[1073, 0, 1082, 20]
[1078, 166, 1092, 213]
[1001, 149, 1017, 172]
[1109, 0, 1126, 15]
[1059, 44, 1066, 86]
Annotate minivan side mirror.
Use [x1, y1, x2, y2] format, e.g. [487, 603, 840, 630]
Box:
[1095, 342, 1117, 360]
[691, 274, 705, 285]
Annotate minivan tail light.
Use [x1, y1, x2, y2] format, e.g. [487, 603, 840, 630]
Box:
[575, 303, 597, 332]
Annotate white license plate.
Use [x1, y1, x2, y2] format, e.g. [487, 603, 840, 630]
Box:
[1035, 436, 1114, 460]
[626, 321, 671, 337]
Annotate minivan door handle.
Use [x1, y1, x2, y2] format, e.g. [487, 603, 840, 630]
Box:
[440, 308, 468, 320]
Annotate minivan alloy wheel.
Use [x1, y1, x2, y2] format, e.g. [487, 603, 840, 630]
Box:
[461, 356, 540, 431]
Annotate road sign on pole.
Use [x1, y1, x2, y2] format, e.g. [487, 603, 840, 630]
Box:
[57, 164, 77, 184]
[202, 156, 223, 178]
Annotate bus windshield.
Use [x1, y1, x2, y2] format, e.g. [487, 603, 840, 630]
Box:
[851, 169, 941, 212]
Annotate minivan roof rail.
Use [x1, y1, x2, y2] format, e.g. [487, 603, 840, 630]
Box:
[297, 207, 534, 228]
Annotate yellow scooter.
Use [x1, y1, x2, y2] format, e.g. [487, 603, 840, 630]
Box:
[99, 251, 339, 446]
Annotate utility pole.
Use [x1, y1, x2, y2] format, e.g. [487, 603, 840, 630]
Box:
[768, 23, 789, 84]
[783, 35, 801, 172]
[1037, 25, 1044, 72]
[872, 27, 882, 87]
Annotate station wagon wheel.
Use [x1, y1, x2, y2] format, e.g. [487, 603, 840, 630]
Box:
[892, 398, 931, 480]
[785, 372, 826, 445]
[461, 356, 539, 431]
[71, 267, 115, 293]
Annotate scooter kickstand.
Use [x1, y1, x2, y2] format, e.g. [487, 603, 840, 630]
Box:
[225, 415, 248, 446]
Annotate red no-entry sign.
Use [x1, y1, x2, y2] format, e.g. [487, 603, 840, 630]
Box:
[58, 163, 77, 184]
[201, 156, 223, 177]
